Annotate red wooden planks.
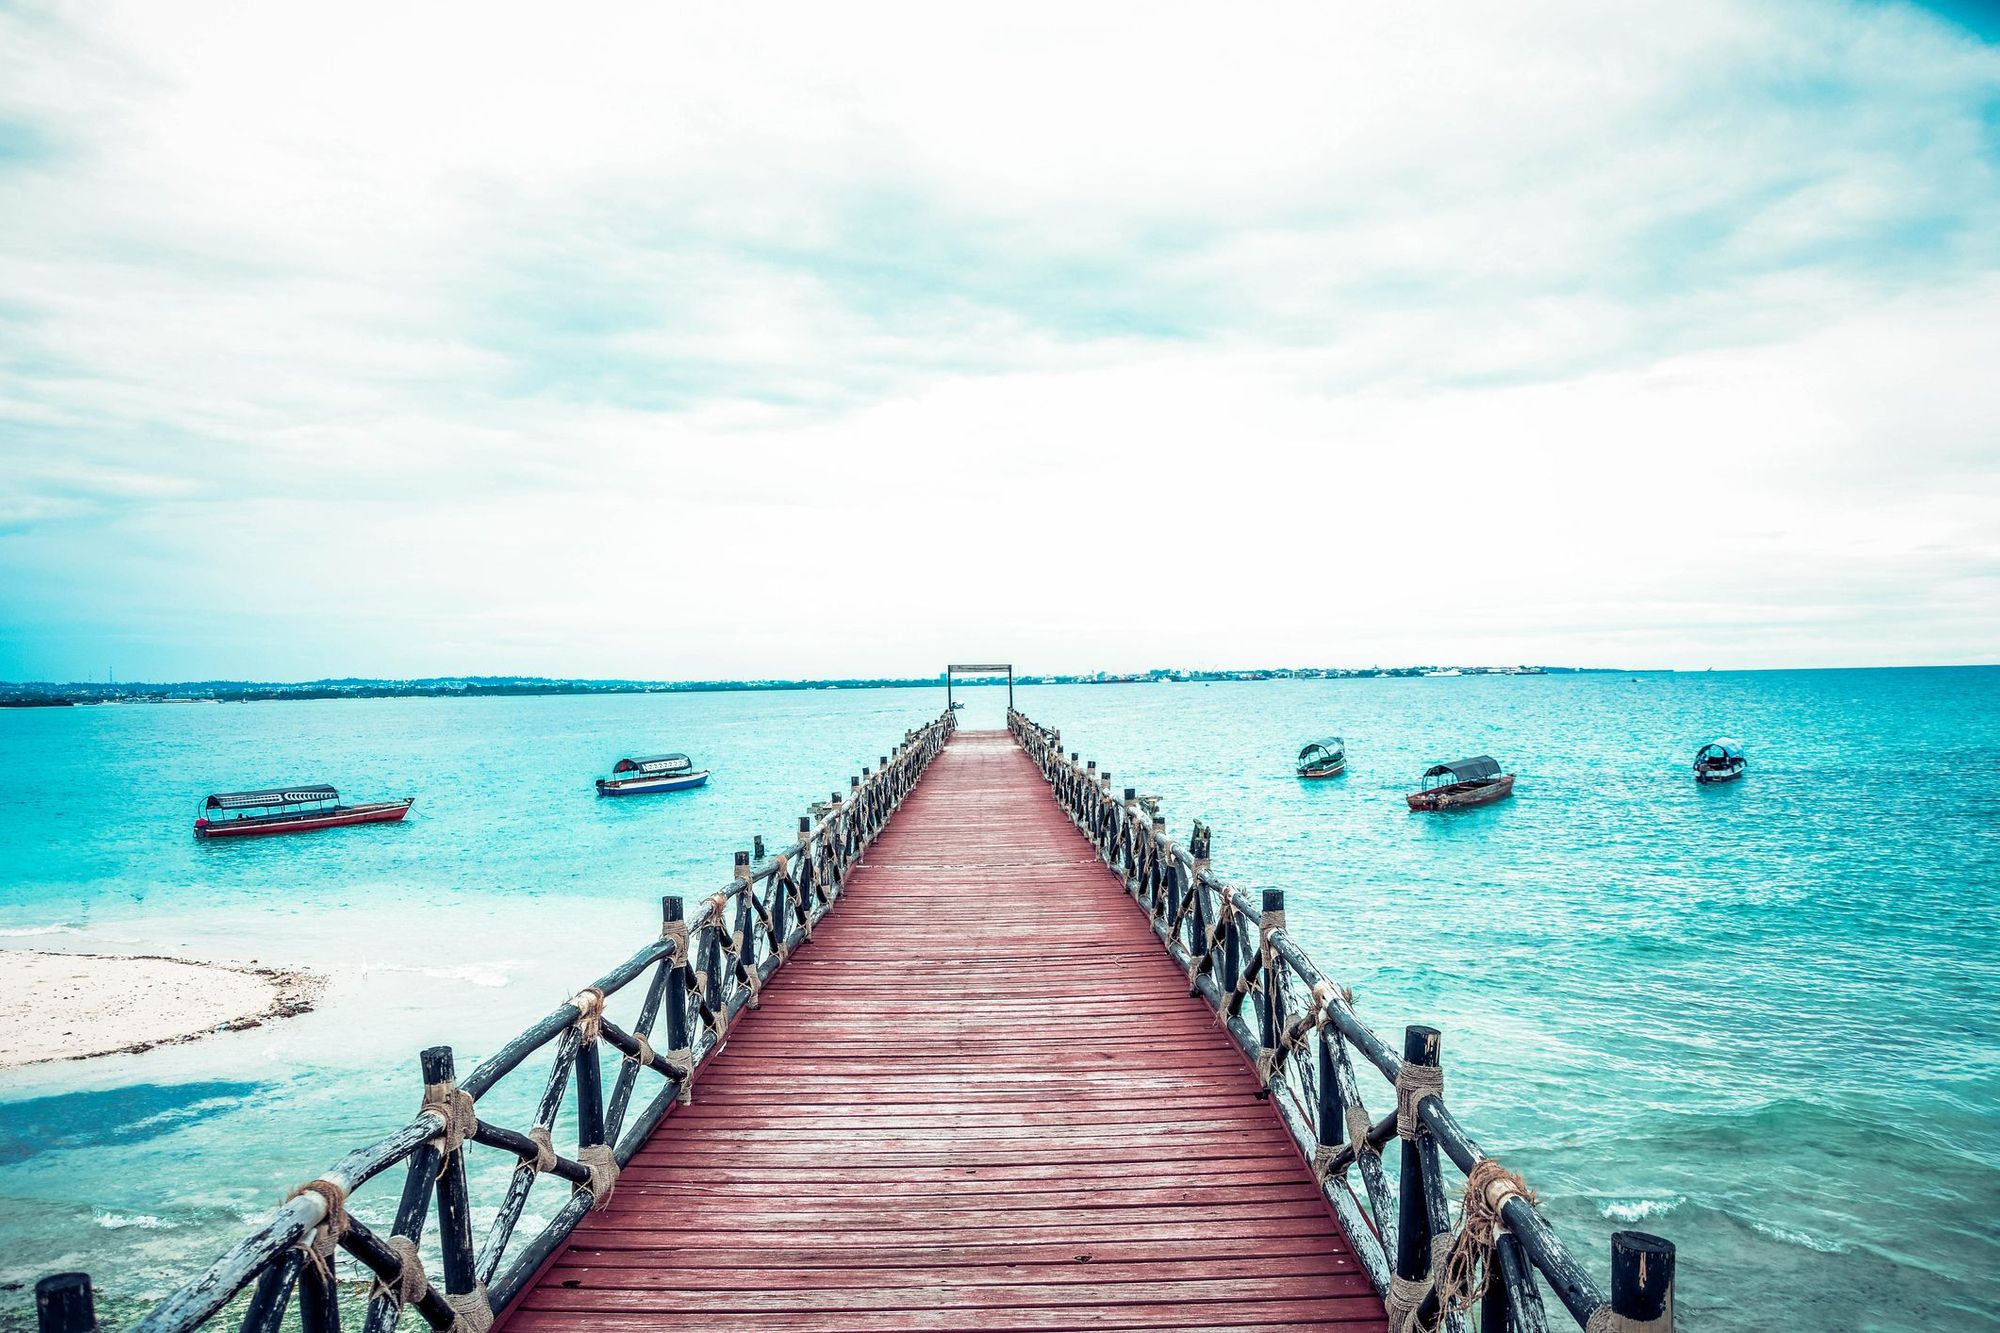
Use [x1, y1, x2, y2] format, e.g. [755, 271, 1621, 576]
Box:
[505, 730, 1387, 1332]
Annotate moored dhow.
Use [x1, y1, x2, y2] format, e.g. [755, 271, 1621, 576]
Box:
[1407, 754, 1515, 811]
[193, 786, 414, 838]
[595, 752, 711, 796]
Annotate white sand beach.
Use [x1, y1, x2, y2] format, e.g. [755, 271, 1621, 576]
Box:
[0, 950, 321, 1068]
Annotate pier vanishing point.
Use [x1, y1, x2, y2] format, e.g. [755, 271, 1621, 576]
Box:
[36, 686, 1678, 1333]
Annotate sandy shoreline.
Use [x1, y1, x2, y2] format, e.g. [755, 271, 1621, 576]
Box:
[0, 949, 322, 1068]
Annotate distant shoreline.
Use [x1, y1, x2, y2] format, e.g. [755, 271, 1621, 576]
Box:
[0, 665, 1616, 706]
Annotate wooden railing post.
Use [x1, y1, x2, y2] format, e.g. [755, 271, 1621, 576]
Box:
[426, 1046, 480, 1307]
[1608, 1232, 1675, 1330]
[661, 895, 691, 1095]
[36, 1274, 95, 1333]
[1394, 1027, 1440, 1308]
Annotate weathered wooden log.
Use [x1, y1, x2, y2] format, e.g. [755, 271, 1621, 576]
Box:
[1490, 1230, 1552, 1332]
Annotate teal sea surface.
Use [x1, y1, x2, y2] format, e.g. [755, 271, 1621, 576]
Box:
[1, 669, 1996, 1329]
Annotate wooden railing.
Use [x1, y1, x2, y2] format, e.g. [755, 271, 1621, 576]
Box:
[56, 710, 956, 1333]
[1008, 709, 1677, 1333]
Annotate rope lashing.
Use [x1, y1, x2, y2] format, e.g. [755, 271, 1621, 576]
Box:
[522, 1124, 557, 1174]
[687, 968, 710, 1002]
[371, 1233, 428, 1307]
[700, 892, 730, 929]
[1395, 1060, 1444, 1139]
[741, 963, 763, 1008]
[1384, 1268, 1435, 1333]
[419, 1079, 477, 1157]
[444, 1283, 493, 1333]
[577, 1143, 619, 1210]
[1438, 1157, 1539, 1314]
[1308, 1103, 1377, 1180]
[660, 918, 691, 961]
[571, 987, 606, 1042]
[285, 1177, 348, 1279]
[1584, 1298, 1674, 1333]
[665, 1045, 696, 1103]
[627, 1030, 655, 1070]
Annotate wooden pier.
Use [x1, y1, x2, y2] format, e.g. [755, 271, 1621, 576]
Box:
[515, 730, 1382, 1331]
[49, 704, 1676, 1333]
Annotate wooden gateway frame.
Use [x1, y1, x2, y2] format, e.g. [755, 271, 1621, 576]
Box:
[944, 661, 1013, 712]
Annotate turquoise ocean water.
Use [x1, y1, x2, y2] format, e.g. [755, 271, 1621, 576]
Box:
[0, 669, 1995, 1329]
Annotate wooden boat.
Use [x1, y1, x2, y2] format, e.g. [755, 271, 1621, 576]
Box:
[1407, 756, 1514, 811]
[194, 786, 413, 838]
[1296, 737, 1347, 779]
[1693, 739, 1746, 784]
[597, 753, 712, 796]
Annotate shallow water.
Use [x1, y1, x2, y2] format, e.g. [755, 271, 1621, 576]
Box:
[1, 670, 1995, 1329]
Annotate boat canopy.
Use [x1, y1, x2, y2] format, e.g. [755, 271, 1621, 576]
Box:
[613, 754, 694, 775]
[1297, 737, 1345, 762]
[1422, 756, 1501, 784]
[1696, 739, 1744, 762]
[204, 786, 337, 811]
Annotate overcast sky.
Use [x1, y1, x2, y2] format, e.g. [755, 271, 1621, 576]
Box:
[2, 1, 1996, 682]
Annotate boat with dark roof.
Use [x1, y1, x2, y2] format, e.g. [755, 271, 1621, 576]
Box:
[596, 753, 712, 796]
[1693, 738, 1746, 783]
[193, 786, 414, 838]
[1295, 737, 1347, 779]
[1407, 756, 1514, 811]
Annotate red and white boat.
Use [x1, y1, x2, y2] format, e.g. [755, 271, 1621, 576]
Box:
[194, 785, 414, 838]
[1406, 756, 1514, 812]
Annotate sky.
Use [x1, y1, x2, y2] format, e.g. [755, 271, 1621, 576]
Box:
[1, 1, 1997, 682]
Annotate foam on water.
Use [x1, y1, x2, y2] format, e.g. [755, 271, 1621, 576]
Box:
[1, 670, 1995, 1331]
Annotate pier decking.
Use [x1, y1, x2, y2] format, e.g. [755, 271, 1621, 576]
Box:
[510, 731, 1385, 1331]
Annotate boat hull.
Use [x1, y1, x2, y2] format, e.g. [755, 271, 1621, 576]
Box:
[1297, 760, 1347, 779]
[1407, 774, 1514, 811]
[597, 770, 711, 797]
[1695, 764, 1745, 784]
[195, 799, 414, 839]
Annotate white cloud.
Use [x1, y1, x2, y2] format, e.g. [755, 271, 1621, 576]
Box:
[0, 0, 1996, 678]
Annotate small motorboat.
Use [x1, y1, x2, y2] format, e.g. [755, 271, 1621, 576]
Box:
[1407, 756, 1514, 812]
[1693, 739, 1746, 784]
[597, 753, 711, 796]
[1296, 737, 1347, 779]
[194, 786, 414, 838]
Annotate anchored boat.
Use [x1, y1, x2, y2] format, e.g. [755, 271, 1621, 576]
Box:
[194, 786, 414, 838]
[1694, 738, 1746, 783]
[1407, 755, 1514, 811]
[1295, 736, 1347, 779]
[596, 753, 711, 796]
